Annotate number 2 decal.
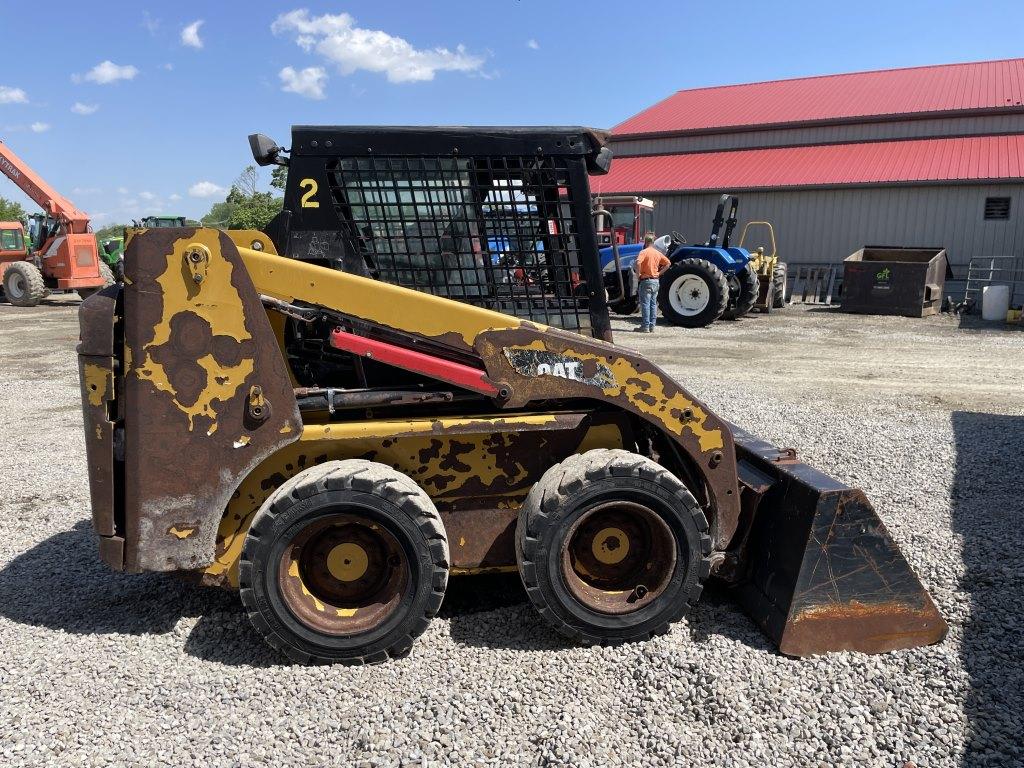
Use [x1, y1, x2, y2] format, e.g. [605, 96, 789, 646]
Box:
[299, 178, 319, 208]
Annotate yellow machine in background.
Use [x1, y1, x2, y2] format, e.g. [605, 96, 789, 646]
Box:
[739, 221, 787, 312]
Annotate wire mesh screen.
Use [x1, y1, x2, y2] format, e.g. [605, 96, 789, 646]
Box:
[324, 154, 591, 332]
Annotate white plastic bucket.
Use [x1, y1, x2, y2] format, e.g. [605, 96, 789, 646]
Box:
[981, 285, 1011, 321]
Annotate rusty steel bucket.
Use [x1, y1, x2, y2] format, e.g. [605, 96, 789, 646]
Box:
[726, 425, 947, 657]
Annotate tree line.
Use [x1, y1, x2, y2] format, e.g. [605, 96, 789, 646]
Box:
[0, 164, 286, 245]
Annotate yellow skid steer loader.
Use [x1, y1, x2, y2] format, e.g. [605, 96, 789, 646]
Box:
[76, 126, 945, 664]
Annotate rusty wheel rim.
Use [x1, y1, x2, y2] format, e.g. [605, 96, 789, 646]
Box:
[277, 513, 409, 635]
[560, 500, 677, 615]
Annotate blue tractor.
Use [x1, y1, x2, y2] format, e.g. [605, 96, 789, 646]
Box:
[600, 194, 760, 327]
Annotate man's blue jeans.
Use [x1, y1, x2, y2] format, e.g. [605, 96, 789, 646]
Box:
[639, 278, 659, 329]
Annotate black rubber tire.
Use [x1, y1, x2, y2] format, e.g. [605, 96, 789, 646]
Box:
[772, 262, 788, 308]
[239, 460, 449, 665]
[78, 263, 116, 301]
[722, 263, 759, 320]
[610, 296, 639, 315]
[515, 448, 712, 646]
[658, 258, 728, 328]
[2, 261, 46, 307]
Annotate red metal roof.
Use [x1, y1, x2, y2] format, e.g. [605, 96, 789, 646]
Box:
[613, 59, 1024, 136]
[592, 134, 1024, 194]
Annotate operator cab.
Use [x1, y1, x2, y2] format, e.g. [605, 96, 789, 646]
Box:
[593, 196, 655, 246]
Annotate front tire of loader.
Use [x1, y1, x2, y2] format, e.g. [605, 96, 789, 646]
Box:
[78, 263, 116, 301]
[722, 263, 759, 320]
[515, 449, 712, 646]
[2, 261, 46, 307]
[658, 258, 729, 327]
[239, 460, 449, 665]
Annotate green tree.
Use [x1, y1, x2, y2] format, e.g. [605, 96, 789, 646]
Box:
[0, 196, 27, 223]
[270, 165, 288, 191]
[200, 165, 283, 230]
[94, 223, 129, 242]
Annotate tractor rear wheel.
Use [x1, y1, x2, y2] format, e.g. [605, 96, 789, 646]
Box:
[239, 460, 449, 665]
[772, 263, 788, 308]
[2, 262, 46, 307]
[722, 263, 759, 320]
[658, 258, 728, 327]
[78, 263, 116, 301]
[515, 448, 712, 645]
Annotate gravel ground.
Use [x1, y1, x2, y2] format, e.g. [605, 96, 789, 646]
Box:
[0, 297, 1022, 767]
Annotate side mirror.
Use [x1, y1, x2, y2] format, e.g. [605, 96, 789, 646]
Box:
[248, 133, 286, 166]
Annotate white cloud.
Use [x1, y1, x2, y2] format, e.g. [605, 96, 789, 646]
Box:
[279, 66, 327, 99]
[162, 63, 174, 71]
[74, 61, 139, 85]
[181, 20, 204, 49]
[169, 193, 182, 201]
[138, 191, 156, 201]
[526, 39, 540, 50]
[116, 186, 129, 195]
[72, 187, 102, 195]
[0, 86, 28, 104]
[271, 10, 484, 83]
[30, 122, 50, 133]
[141, 11, 160, 35]
[189, 181, 226, 198]
[71, 101, 99, 115]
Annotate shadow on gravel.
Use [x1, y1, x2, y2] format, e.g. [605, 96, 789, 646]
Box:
[951, 411, 1024, 767]
[0, 520, 201, 635]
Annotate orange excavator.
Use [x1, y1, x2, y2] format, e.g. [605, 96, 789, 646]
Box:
[0, 140, 111, 306]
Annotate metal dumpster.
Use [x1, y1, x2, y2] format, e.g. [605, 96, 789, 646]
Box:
[842, 246, 952, 317]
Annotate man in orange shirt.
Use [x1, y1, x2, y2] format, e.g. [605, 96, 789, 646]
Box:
[633, 233, 671, 332]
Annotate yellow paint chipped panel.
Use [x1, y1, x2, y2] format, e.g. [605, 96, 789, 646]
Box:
[132, 229, 255, 432]
[605, 358, 724, 451]
[204, 412, 609, 587]
[82, 363, 109, 407]
[168, 525, 196, 539]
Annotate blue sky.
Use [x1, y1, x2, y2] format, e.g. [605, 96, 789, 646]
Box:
[1, 0, 1022, 224]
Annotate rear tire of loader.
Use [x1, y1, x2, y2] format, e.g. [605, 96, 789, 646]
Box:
[515, 449, 712, 646]
[239, 460, 449, 665]
[2, 261, 46, 307]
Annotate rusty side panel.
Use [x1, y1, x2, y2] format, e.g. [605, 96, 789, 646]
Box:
[77, 286, 120, 541]
[729, 424, 947, 656]
[203, 412, 628, 586]
[475, 325, 741, 548]
[122, 229, 301, 572]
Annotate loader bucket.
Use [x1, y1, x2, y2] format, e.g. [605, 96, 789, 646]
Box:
[729, 426, 947, 656]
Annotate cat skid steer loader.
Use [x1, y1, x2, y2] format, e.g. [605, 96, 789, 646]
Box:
[77, 126, 945, 664]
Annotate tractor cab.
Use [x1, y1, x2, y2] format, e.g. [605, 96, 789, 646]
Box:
[0, 221, 27, 259]
[137, 215, 188, 228]
[592, 195, 655, 247]
[26, 213, 60, 252]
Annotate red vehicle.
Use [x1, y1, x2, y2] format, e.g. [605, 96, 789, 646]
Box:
[0, 140, 110, 306]
[592, 195, 655, 246]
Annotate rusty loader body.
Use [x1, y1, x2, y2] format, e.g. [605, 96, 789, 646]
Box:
[77, 126, 945, 664]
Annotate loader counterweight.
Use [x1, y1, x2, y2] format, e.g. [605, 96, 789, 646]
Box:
[76, 125, 946, 663]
